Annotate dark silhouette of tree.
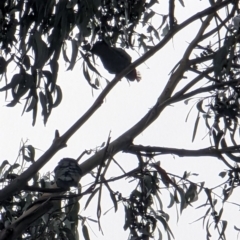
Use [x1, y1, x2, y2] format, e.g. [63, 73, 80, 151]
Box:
[0, 0, 240, 240]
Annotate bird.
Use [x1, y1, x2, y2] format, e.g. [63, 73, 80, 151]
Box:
[91, 41, 141, 81]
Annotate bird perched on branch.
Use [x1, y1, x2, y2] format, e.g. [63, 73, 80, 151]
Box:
[91, 41, 141, 81]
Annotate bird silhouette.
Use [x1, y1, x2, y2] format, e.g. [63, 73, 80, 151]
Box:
[91, 41, 140, 81]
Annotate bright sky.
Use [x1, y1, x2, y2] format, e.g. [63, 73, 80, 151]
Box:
[1, 0, 240, 239]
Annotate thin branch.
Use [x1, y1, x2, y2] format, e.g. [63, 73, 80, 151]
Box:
[23, 185, 67, 193]
[189, 67, 216, 82]
[200, 4, 236, 42]
[173, 67, 214, 97]
[188, 54, 214, 66]
[171, 79, 240, 104]
[126, 144, 240, 158]
[169, 0, 175, 30]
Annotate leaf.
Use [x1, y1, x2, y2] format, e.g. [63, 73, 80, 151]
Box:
[213, 46, 228, 77]
[26, 96, 37, 112]
[157, 228, 163, 240]
[32, 94, 38, 126]
[33, 31, 48, 69]
[156, 191, 163, 210]
[27, 145, 35, 161]
[158, 14, 168, 30]
[143, 174, 153, 192]
[156, 215, 174, 239]
[205, 188, 214, 207]
[143, 10, 155, 25]
[178, 187, 187, 213]
[147, 25, 160, 40]
[0, 160, 9, 174]
[206, 219, 212, 239]
[192, 112, 200, 142]
[234, 226, 240, 231]
[109, 191, 118, 212]
[152, 26, 160, 40]
[82, 225, 90, 240]
[0, 57, 7, 74]
[42, 71, 53, 87]
[178, 0, 185, 7]
[198, 182, 205, 194]
[146, 0, 159, 8]
[67, 40, 78, 70]
[80, 51, 102, 76]
[222, 186, 233, 202]
[123, 206, 131, 231]
[167, 192, 175, 208]
[161, 23, 169, 37]
[9, 74, 34, 107]
[84, 187, 99, 209]
[219, 171, 227, 178]
[212, 130, 223, 149]
[196, 100, 206, 113]
[39, 91, 48, 125]
[83, 62, 98, 89]
[45, 87, 53, 115]
[22, 55, 31, 70]
[21, 95, 31, 115]
[219, 220, 227, 239]
[184, 98, 193, 105]
[61, 227, 76, 240]
[0, 74, 23, 92]
[62, 42, 70, 63]
[50, 60, 59, 91]
[151, 163, 172, 188]
[52, 85, 63, 108]
[185, 183, 198, 203]
[215, 208, 223, 225]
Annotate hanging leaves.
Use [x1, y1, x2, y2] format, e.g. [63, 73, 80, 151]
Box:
[192, 112, 200, 142]
[67, 40, 78, 71]
[83, 61, 98, 89]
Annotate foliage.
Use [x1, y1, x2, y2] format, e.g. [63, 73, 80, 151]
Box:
[1, 0, 240, 240]
[0, 0, 159, 125]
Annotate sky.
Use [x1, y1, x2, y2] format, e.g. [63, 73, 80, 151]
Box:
[1, 0, 240, 239]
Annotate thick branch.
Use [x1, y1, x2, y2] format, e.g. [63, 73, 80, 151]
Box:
[173, 67, 214, 97]
[188, 54, 214, 66]
[126, 144, 240, 158]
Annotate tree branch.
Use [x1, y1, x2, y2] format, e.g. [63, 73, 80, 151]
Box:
[0, 1, 235, 239]
[169, 0, 175, 30]
[170, 79, 240, 104]
[126, 144, 240, 158]
[80, 11, 215, 179]
[173, 67, 214, 97]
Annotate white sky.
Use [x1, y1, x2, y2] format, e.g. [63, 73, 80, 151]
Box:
[1, 0, 240, 239]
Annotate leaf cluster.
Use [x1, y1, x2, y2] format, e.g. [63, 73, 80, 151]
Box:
[0, 0, 160, 125]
